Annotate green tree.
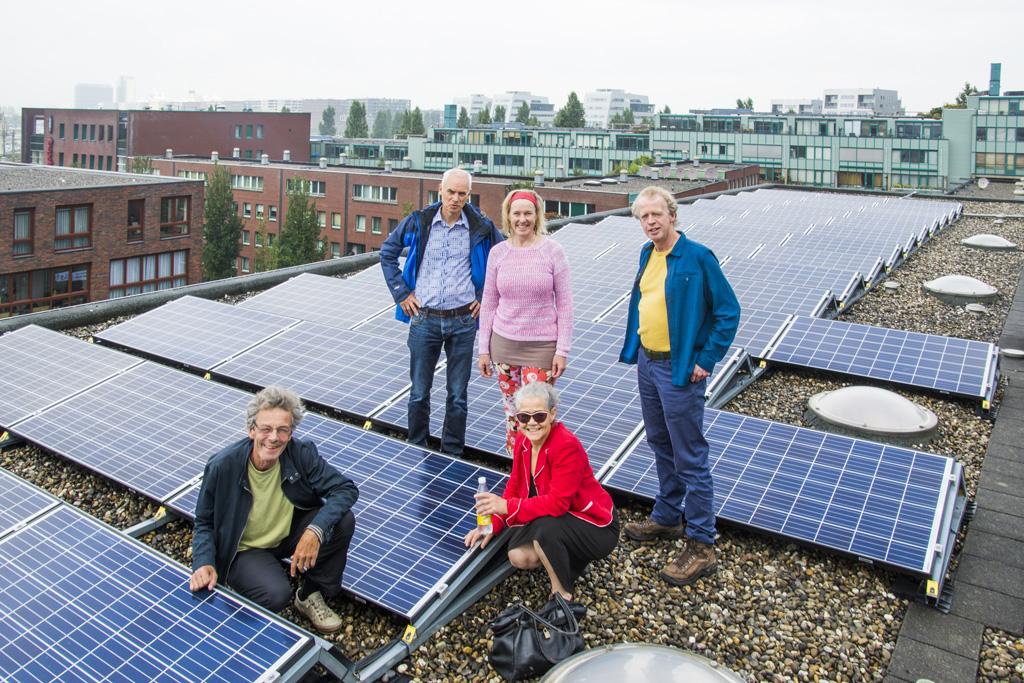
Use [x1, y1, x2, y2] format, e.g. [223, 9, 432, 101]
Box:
[736, 97, 753, 110]
[277, 178, 323, 267]
[371, 110, 392, 138]
[129, 156, 153, 174]
[527, 116, 539, 126]
[281, 106, 291, 113]
[493, 105, 506, 123]
[955, 82, 981, 107]
[476, 105, 491, 125]
[319, 105, 337, 135]
[344, 101, 369, 138]
[252, 217, 280, 272]
[410, 107, 426, 135]
[627, 154, 655, 175]
[515, 101, 531, 124]
[553, 92, 586, 128]
[201, 164, 243, 281]
[395, 110, 410, 137]
[661, 105, 672, 114]
[457, 106, 471, 128]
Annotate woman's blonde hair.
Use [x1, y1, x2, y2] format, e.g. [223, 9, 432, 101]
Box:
[500, 188, 548, 237]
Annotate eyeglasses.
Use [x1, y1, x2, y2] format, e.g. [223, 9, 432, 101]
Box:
[254, 425, 293, 438]
[515, 411, 549, 425]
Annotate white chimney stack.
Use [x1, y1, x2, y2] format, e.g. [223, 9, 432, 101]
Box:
[211, 151, 219, 162]
[283, 150, 291, 162]
[339, 153, 347, 166]
[384, 160, 393, 173]
[473, 159, 482, 174]
[260, 154, 269, 165]
[619, 168, 628, 182]
[232, 147, 240, 157]
[165, 148, 173, 159]
[319, 157, 328, 169]
[534, 170, 545, 186]
[651, 168, 660, 180]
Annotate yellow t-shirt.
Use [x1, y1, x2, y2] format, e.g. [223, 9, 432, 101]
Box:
[238, 459, 294, 552]
[638, 248, 671, 352]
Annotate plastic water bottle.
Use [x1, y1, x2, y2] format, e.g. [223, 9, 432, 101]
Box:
[476, 476, 493, 535]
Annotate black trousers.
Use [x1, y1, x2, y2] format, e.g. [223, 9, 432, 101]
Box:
[226, 507, 355, 612]
[505, 510, 619, 592]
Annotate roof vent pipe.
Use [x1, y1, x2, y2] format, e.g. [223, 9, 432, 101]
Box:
[260, 154, 269, 165]
[651, 168, 660, 180]
[534, 170, 545, 186]
[165, 148, 173, 159]
[556, 163, 565, 177]
[283, 150, 291, 162]
[339, 153, 347, 166]
[211, 151, 219, 162]
[319, 157, 328, 169]
[619, 168, 628, 182]
[384, 160, 393, 173]
[654, 151, 663, 163]
[473, 159, 482, 174]
[232, 147, 240, 157]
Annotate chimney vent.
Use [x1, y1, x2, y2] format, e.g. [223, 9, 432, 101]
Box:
[260, 154, 269, 165]
[165, 148, 173, 159]
[211, 151, 219, 162]
[534, 170, 545, 186]
[384, 160, 393, 173]
[232, 147, 240, 157]
[283, 150, 291, 162]
[319, 157, 328, 169]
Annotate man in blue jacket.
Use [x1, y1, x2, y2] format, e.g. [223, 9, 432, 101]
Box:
[189, 386, 358, 633]
[380, 168, 503, 456]
[619, 186, 740, 587]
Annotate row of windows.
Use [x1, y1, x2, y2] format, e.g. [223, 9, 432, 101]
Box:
[975, 153, 1024, 173]
[285, 179, 327, 196]
[978, 99, 1022, 115]
[109, 250, 189, 298]
[352, 184, 397, 203]
[177, 170, 208, 182]
[232, 174, 265, 192]
[240, 203, 278, 221]
[234, 124, 265, 140]
[62, 123, 115, 143]
[9, 198, 190, 256]
[0, 264, 89, 318]
[70, 153, 114, 170]
[976, 127, 1024, 142]
[548, 201, 596, 218]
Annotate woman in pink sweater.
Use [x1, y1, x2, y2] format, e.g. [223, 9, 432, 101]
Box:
[478, 189, 573, 455]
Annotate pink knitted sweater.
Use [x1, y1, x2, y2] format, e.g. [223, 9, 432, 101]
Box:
[478, 238, 573, 357]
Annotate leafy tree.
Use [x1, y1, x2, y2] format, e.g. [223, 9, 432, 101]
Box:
[661, 105, 672, 114]
[410, 107, 426, 135]
[319, 105, 337, 135]
[372, 110, 392, 138]
[400, 201, 416, 217]
[515, 101, 531, 124]
[201, 164, 243, 281]
[736, 97, 753, 110]
[476, 105, 491, 125]
[344, 101, 369, 138]
[621, 108, 634, 124]
[627, 154, 655, 175]
[281, 106, 291, 113]
[395, 110, 411, 137]
[527, 116, 539, 126]
[252, 217, 279, 272]
[956, 82, 981, 107]
[277, 178, 323, 267]
[457, 106, 471, 128]
[129, 156, 153, 174]
[922, 106, 944, 120]
[493, 105, 506, 123]
[553, 92, 585, 128]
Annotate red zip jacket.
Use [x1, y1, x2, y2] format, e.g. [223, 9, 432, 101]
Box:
[493, 422, 615, 535]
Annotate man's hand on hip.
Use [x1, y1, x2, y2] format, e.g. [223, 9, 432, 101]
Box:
[691, 365, 710, 383]
[400, 293, 421, 318]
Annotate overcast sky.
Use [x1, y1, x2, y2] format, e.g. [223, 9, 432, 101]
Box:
[4, 0, 1019, 114]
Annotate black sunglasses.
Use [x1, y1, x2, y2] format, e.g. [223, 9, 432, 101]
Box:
[515, 411, 549, 424]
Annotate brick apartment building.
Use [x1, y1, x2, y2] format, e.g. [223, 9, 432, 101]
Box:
[20, 110, 311, 171]
[0, 163, 203, 317]
[151, 155, 758, 276]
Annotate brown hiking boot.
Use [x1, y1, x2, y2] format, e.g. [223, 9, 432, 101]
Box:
[623, 517, 686, 542]
[660, 538, 717, 586]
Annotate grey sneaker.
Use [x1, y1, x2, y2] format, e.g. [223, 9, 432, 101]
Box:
[293, 591, 343, 633]
[623, 517, 686, 542]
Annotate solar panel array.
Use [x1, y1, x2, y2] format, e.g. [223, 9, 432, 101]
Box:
[765, 315, 999, 403]
[241, 272, 393, 330]
[0, 472, 313, 683]
[0, 469, 58, 537]
[604, 408, 960, 574]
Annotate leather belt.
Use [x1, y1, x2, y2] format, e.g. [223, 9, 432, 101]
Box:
[642, 347, 672, 361]
[422, 303, 473, 318]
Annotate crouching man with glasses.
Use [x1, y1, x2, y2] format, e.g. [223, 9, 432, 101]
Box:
[189, 386, 358, 633]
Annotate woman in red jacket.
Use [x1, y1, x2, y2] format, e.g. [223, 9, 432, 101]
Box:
[464, 381, 619, 601]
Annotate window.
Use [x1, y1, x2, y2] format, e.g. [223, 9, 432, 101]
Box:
[99, 125, 105, 141]
[13, 209, 34, 256]
[127, 199, 145, 242]
[59, 123, 65, 139]
[89, 155, 95, 169]
[895, 149, 928, 164]
[977, 128, 989, 142]
[73, 123, 80, 140]
[331, 212, 341, 229]
[331, 242, 341, 258]
[55, 205, 92, 250]
[159, 197, 190, 237]
[246, 124, 253, 139]
[72, 153, 79, 167]
[241, 256, 250, 272]
[317, 211, 327, 228]
[106, 156, 113, 171]
[58, 152, 64, 166]
[256, 124, 264, 139]
[309, 180, 326, 196]
[0, 264, 89, 317]
[89, 124, 96, 141]
[108, 125, 113, 141]
[371, 217, 382, 234]
[267, 233, 276, 247]
[427, 190, 439, 204]
[109, 250, 188, 297]
[245, 149, 254, 159]
[790, 146, 808, 159]
[231, 175, 265, 191]
[355, 215, 366, 232]
[388, 218, 398, 233]
[243, 202, 252, 218]
[254, 232, 263, 247]
[235, 124, 243, 139]
[351, 184, 398, 203]
[241, 230, 250, 245]
[252, 204, 263, 219]
[269, 205, 278, 221]
[177, 170, 208, 182]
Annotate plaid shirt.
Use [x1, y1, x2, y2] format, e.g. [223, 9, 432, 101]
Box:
[415, 209, 476, 309]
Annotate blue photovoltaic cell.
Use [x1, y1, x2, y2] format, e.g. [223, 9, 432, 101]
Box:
[566, 320, 635, 392]
[732, 309, 792, 359]
[0, 325, 142, 427]
[729, 277, 833, 317]
[95, 295, 298, 370]
[765, 316, 998, 402]
[604, 408, 952, 573]
[11, 363, 251, 503]
[241, 272, 392, 330]
[212, 321, 412, 419]
[0, 469, 57, 538]
[0, 506, 310, 683]
[167, 413, 505, 619]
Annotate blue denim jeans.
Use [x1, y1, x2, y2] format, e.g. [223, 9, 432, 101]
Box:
[637, 351, 716, 545]
[406, 312, 477, 455]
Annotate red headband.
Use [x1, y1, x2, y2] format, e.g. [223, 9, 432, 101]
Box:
[509, 191, 539, 208]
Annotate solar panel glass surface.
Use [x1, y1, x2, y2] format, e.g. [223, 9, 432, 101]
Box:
[95, 296, 299, 370]
[0, 469, 57, 538]
[0, 326, 141, 427]
[604, 408, 951, 573]
[0, 506, 310, 683]
[241, 273, 392, 329]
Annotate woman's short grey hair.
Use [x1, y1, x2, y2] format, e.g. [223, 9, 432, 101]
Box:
[246, 386, 305, 430]
[514, 381, 560, 411]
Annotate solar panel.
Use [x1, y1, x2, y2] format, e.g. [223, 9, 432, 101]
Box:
[732, 309, 793, 359]
[212, 321, 414, 419]
[10, 362, 251, 504]
[729, 277, 834, 317]
[0, 505, 312, 683]
[0, 468, 58, 539]
[241, 273, 392, 330]
[95, 296, 299, 370]
[764, 316, 999, 403]
[604, 408, 959, 574]
[0, 325, 142, 427]
[567, 320, 635, 392]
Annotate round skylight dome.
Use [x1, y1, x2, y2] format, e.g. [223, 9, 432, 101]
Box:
[806, 386, 938, 443]
[961, 234, 1017, 250]
[541, 643, 745, 683]
[923, 275, 998, 304]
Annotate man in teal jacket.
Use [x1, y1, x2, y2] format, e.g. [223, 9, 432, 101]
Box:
[619, 186, 739, 587]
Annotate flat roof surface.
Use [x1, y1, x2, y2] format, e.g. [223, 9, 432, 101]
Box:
[0, 163, 191, 193]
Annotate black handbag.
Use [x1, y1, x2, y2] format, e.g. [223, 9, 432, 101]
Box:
[488, 595, 585, 681]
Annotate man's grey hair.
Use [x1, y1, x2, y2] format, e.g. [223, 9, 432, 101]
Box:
[514, 381, 560, 411]
[441, 167, 472, 192]
[246, 385, 305, 430]
[631, 185, 677, 217]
